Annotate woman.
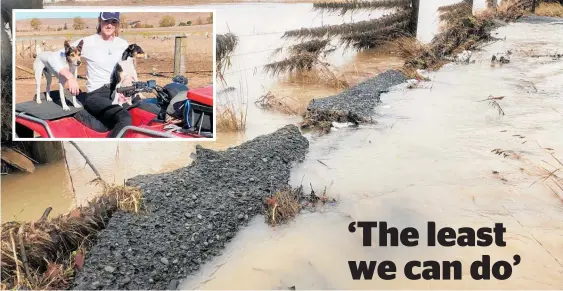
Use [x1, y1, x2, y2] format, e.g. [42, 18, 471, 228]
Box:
[49, 12, 132, 138]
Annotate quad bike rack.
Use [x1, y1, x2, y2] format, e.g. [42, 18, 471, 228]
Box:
[15, 112, 55, 138]
[16, 112, 185, 139]
[114, 126, 181, 138]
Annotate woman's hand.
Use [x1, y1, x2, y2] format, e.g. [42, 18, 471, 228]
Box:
[59, 68, 80, 95]
[67, 77, 80, 95]
[166, 115, 183, 124]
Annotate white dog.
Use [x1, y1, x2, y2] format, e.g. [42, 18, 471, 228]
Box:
[34, 39, 83, 111]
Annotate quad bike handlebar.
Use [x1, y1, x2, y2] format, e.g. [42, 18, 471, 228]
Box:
[116, 80, 158, 94]
[115, 80, 172, 121]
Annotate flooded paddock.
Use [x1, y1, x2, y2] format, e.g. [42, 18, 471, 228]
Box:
[3, 2, 562, 289]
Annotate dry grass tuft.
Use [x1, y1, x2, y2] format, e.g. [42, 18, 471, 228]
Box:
[216, 105, 247, 132]
[282, 9, 412, 40]
[0, 181, 143, 290]
[216, 83, 248, 132]
[496, 0, 532, 20]
[255, 91, 299, 115]
[264, 187, 302, 226]
[339, 20, 411, 50]
[313, 0, 411, 15]
[264, 39, 350, 86]
[216, 33, 239, 84]
[288, 39, 332, 55]
[216, 33, 239, 66]
[404, 15, 496, 71]
[264, 53, 321, 76]
[264, 185, 334, 226]
[439, 1, 473, 23]
[535, 1, 563, 17]
[388, 37, 430, 60]
[541, 152, 563, 202]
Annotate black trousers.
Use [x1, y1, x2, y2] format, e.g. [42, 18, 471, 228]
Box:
[84, 85, 132, 138]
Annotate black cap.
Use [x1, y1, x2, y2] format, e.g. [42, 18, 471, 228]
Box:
[100, 12, 120, 22]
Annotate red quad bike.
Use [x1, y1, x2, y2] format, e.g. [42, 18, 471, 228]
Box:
[15, 79, 213, 138]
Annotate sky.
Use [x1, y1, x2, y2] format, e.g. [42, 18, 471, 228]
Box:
[15, 11, 102, 20]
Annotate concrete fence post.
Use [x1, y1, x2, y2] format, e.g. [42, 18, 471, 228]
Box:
[174, 36, 187, 77]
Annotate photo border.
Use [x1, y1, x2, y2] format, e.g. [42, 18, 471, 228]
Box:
[12, 7, 217, 142]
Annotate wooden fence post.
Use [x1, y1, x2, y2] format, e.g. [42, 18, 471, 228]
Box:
[174, 36, 187, 77]
[410, 0, 420, 35]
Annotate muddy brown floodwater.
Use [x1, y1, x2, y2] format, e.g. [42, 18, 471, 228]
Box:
[3, 3, 401, 223]
[179, 19, 563, 290]
[2, 2, 562, 289]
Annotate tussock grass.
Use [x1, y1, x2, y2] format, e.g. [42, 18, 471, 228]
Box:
[388, 36, 430, 59]
[216, 81, 248, 132]
[282, 9, 411, 40]
[439, 1, 474, 23]
[264, 187, 302, 226]
[264, 53, 320, 76]
[405, 15, 496, 71]
[339, 20, 411, 50]
[496, 0, 533, 20]
[438, 0, 473, 13]
[216, 33, 238, 65]
[288, 39, 331, 55]
[216, 106, 247, 132]
[535, 2, 563, 17]
[0, 180, 143, 290]
[264, 185, 334, 226]
[313, 0, 411, 14]
[265, 39, 342, 80]
[216, 33, 239, 84]
[264, 51, 348, 88]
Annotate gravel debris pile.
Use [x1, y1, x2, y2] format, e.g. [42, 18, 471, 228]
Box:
[302, 70, 406, 132]
[72, 125, 309, 290]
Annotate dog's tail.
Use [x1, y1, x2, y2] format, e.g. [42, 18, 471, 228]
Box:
[33, 43, 42, 58]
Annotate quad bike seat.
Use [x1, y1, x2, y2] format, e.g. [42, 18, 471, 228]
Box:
[15, 90, 83, 121]
[16, 91, 164, 135]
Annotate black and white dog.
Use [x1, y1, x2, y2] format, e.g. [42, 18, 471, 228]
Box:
[110, 44, 145, 106]
[34, 39, 83, 111]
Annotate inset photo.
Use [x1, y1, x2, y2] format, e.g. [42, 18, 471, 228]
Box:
[12, 9, 215, 139]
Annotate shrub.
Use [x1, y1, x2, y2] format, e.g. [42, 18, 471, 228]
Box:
[159, 15, 175, 27]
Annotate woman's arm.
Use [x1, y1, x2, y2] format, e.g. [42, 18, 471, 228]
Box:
[47, 39, 83, 95]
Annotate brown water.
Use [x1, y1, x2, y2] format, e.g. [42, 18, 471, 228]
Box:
[179, 21, 563, 289]
[3, 3, 386, 222]
[3, 3, 563, 289]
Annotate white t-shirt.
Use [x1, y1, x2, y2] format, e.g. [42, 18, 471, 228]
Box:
[49, 34, 128, 92]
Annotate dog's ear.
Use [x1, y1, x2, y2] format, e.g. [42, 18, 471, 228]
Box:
[64, 40, 71, 51]
[77, 39, 84, 52]
[128, 44, 136, 51]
